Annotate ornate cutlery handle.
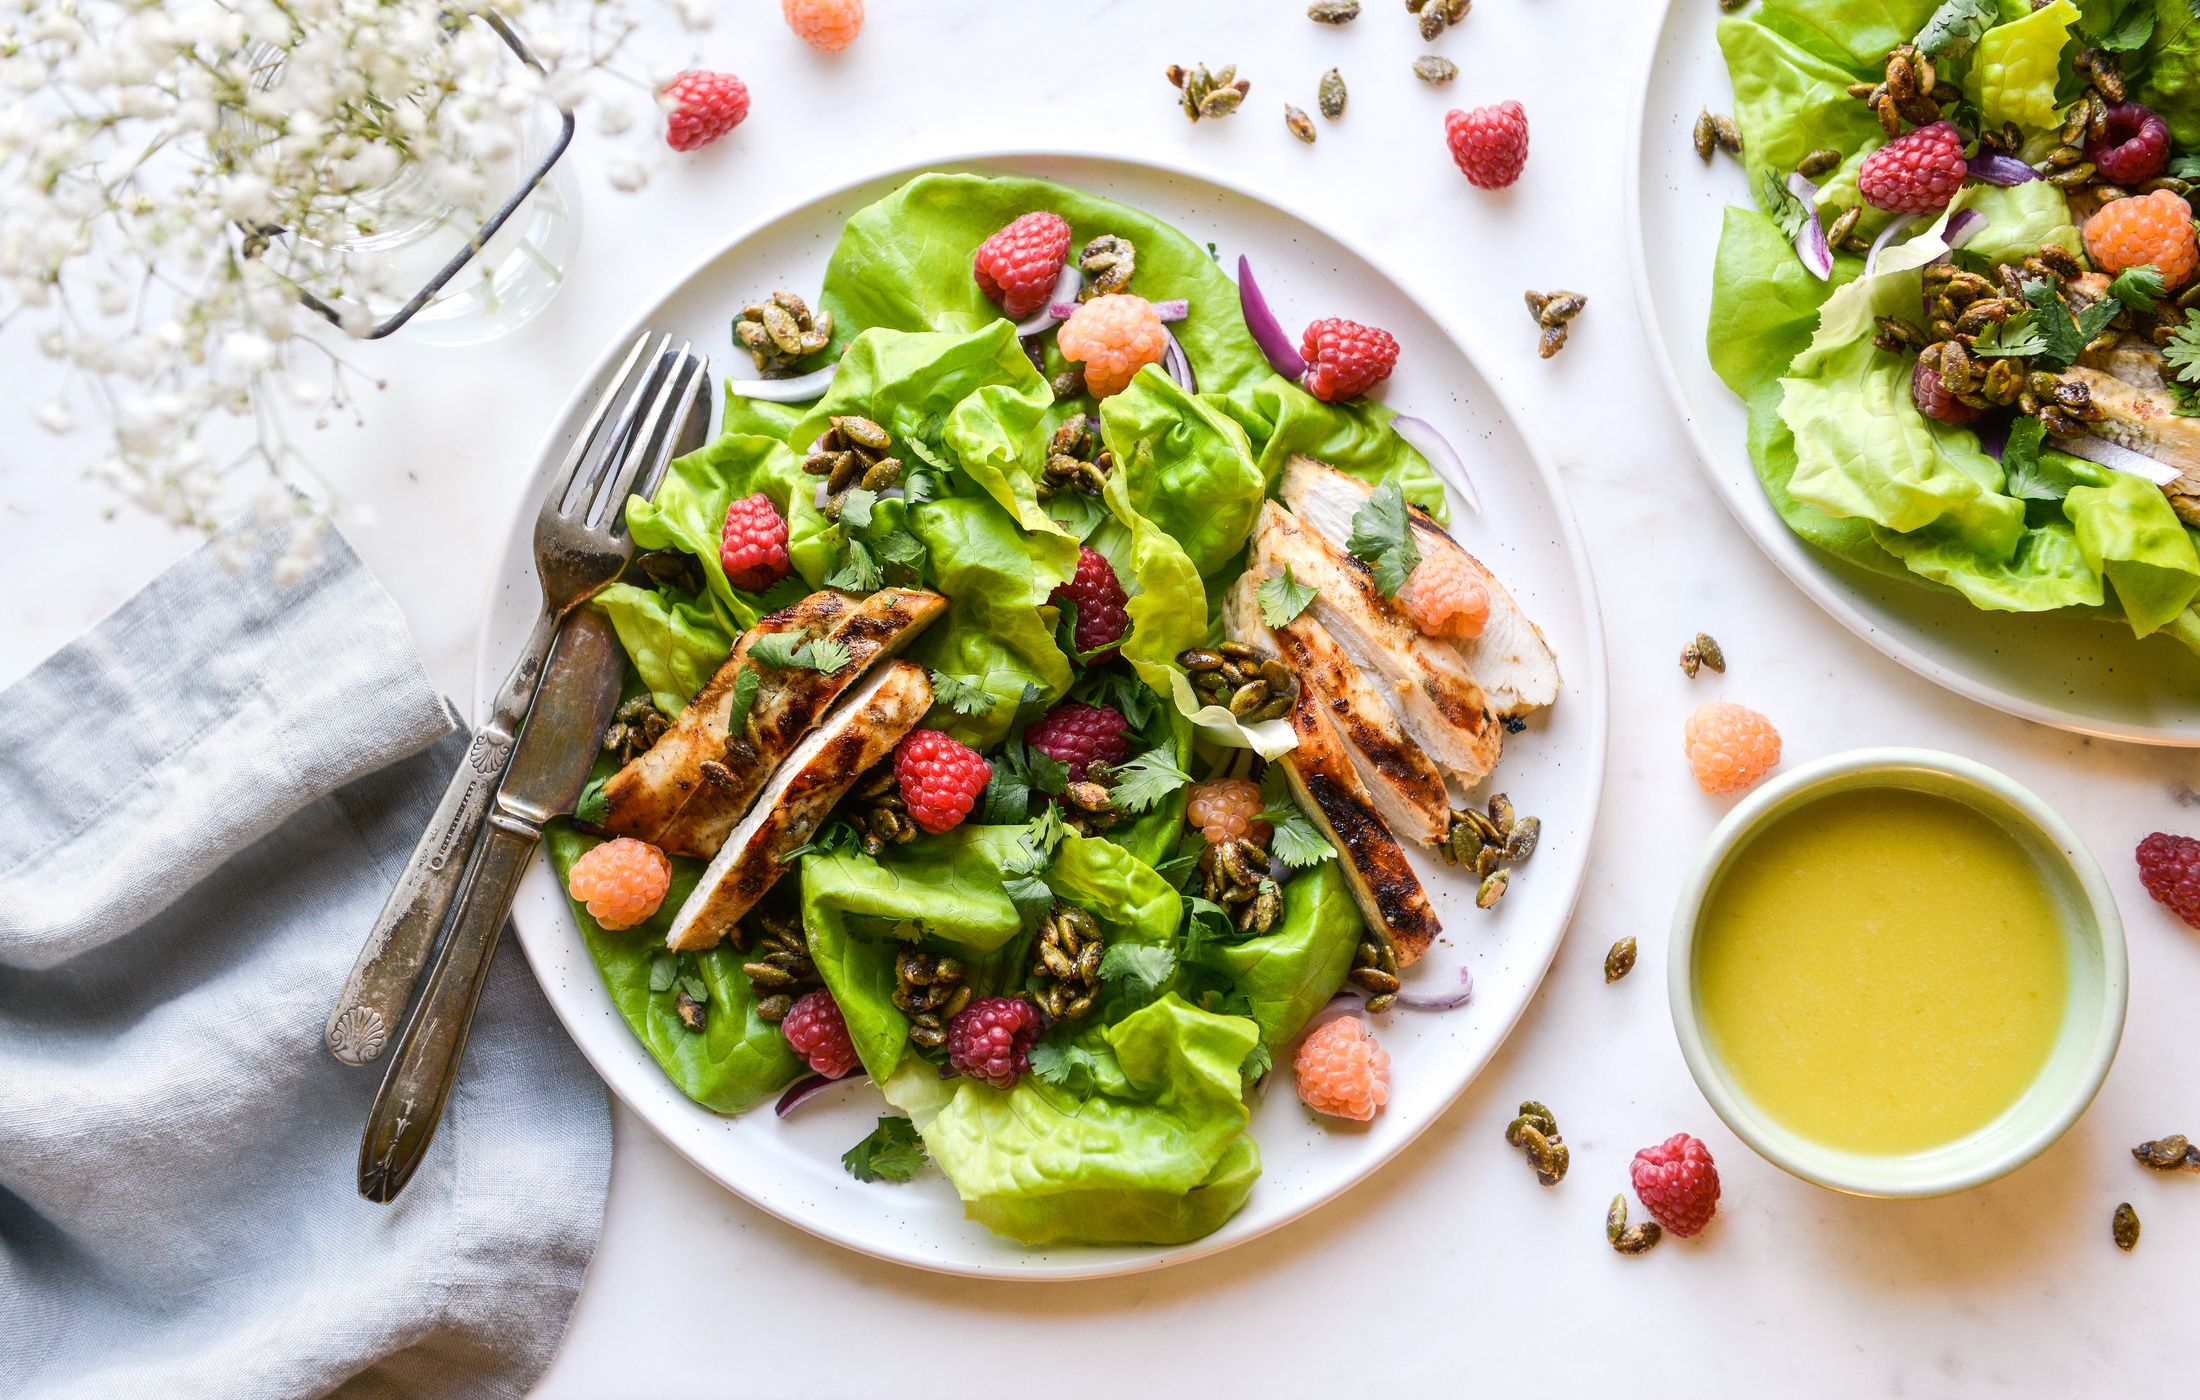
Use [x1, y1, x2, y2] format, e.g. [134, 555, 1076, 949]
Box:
[325, 611, 554, 1065]
[356, 813, 537, 1203]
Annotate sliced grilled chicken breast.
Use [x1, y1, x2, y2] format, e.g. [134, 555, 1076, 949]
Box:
[2061, 366, 2200, 526]
[1224, 572, 1451, 846]
[1269, 661, 1440, 965]
[1249, 500, 1503, 787]
[2078, 335, 2172, 393]
[666, 661, 933, 951]
[597, 587, 945, 857]
[1279, 455, 1560, 718]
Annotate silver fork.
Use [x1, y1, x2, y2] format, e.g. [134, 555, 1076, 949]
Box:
[326, 332, 692, 1066]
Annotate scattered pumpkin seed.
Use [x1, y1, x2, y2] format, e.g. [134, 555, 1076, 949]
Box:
[2134, 1134, 2200, 1172]
[1719, 0, 1750, 10]
[1319, 68, 1347, 120]
[1709, 112, 1742, 154]
[674, 989, 707, 1033]
[1169, 63, 1251, 123]
[1285, 103, 1316, 143]
[1032, 904, 1105, 1021]
[1692, 109, 1717, 162]
[601, 693, 670, 767]
[2114, 1201, 2141, 1251]
[734, 290, 832, 377]
[1605, 936, 1637, 983]
[1608, 1197, 1663, 1254]
[1506, 1101, 1567, 1184]
[1413, 55, 1457, 84]
[1415, 0, 1468, 41]
[1681, 630, 1726, 678]
[1796, 147, 1841, 178]
[893, 946, 972, 1050]
[1476, 868, 1509, 908]
[1525, 289, 1587, 359]
[1308, 0, 1360, 21]
[850, 764, 917, 857]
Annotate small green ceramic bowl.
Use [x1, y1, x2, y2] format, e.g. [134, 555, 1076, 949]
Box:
[1668, 747, 2127, 1198]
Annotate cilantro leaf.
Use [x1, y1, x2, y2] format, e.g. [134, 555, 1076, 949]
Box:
[1026, 744, 1070, 796]
[1760, 170, 1807, 241]
[2176, 154, 2200, 183]
[825, 537, 881, 591]
[778, 818, 857, 864]
[842, 1116, 928, 1184]
[1998, 416, 2084, 504]
[1968, 312, 2047, 358]
[1000, 823, 1059, 928]
[835, 487, 877, 531]
[980, 746, 1035, 825]
[1099, 942, 1177, 1004]
[647, 947, 678, 993]
[2021, 280, 2116, 368]
[2111, 265, 2168, 313]
[1345, 482, 1422, 598]
[1180, 895, 1236, 961]
[1256, 565, 1318, 627]
[752, 576, 810, 613]
[1071, 668, 1163, 736]
[676, 971, 710, 1006]
[1028, 1036, 1102, 1093]
[1913, 0, 1997, 57]
[1102, 746, 1192, 814]
[722, 666, 761, 737]
[1046, 492, 1110, 541]
[928, 669, 993, 717]
[2162, 309, 2200, 387]
[1239, 1039, 1273, 1081]
[573, 775, 610, 827]
[1258, 764, 1337, 868]
[871, 526, 927, 571]
[747, 632, 851, 673]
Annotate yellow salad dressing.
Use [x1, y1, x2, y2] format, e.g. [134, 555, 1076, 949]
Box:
[1695, 788, 2070, 1156]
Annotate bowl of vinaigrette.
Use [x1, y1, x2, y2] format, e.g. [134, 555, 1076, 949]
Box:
[1670, 748, 2126, 1197]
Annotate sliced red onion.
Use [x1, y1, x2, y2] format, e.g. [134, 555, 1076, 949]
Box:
[1048, 298, 1189, 323]
[1236, 255, 1307, 380]
[726, 362, 836, 402]
[1864, 213, 1920, 277]
[1393, 965, 1474, 1012]
[2061, 434, 2185, 486]
[774, 1070, 855, 1117]
[1968, 152, 2040, 186]
[1161, 326, 1196, 393]
[1786, 172, 1834, 281]
[1012, 263, 1082, 337]
[1388, 413, 1482, 516]
[1943, 207, 1988, 250]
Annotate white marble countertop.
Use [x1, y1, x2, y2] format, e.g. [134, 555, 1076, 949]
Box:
[4, 1, 2194, 1392]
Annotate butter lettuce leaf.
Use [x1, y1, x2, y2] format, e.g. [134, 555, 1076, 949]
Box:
[1718, 15, 1890, 234]
[906, 494, 1079, 747]
[1966, 0, 2081, 131]
[1098, 366, 1266, 577]
[1185, 860, 1362, 1058]
[2143, 0, 2200, 146]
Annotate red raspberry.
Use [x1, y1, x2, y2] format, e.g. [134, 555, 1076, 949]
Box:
[1185, 777, 1272, 845]
[894, 729, 992, 834]
[2136, 832, 2200, 929]
[1048, 546, 1131, 660]
[1630, 1133, 1721, 1238]
[1683, 701, 1781, 795]
[1858, 120, 1966, 214]
[1024, 700, 1132, 779]
[1910, 356, 1982, 426]
[1445, 101, 1530, 190]
[661, 70, 750, 153]
[1299, 317, 1399, 403]
[945, 996, 1043, 1088]
[783, 0, 862, 52]
[2085, 190, 2200, 288]
[719, 492, 791, 593]
[1294, 1016, 1390, 1121]
[566, 837, 672, 931]
[974, 211, 1073, 318]
[781, 989, 861, 1078]
[2088, 103, 2171, 187]
[1056, 293, 1168, 397]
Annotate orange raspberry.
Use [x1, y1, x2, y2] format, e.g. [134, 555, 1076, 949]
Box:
[1401, 549, 1490, 639]
[1056, 293, 1167, 397]
[1294, 1016, 1390, 1122]
[782, 0, 862, 52]
[566, 837, 672, 930]
[1683, 701, 1781, 795]
[1185, 777, 1272, 845]
[2083, 191, 2198, 288]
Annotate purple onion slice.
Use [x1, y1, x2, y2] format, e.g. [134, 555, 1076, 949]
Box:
[1967, 152, 2040, 186]
[1236, 254, 1308, 380]
[1786, 172, 1834, 281]
[1387, 413, 1482, 516]
[1012, 263, 1082, 337]
[1393, 965, 1474, 1012]
[1864, 212, 1920, 277]
[774, 1071, 854, 1117]
[1161, 326, 1197, 393]
[726, 362, 837, 403]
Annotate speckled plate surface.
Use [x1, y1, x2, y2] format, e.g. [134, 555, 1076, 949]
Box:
[477, 149, 1608, 1278]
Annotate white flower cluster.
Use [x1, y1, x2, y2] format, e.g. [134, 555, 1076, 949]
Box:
[0, 0, 701, 580]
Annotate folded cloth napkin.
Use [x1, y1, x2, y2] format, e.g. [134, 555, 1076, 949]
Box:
[0, 524, 611, 1400]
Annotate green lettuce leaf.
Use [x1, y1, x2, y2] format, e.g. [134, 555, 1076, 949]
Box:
[591, 582, 741, 716]
[905, 494, 1080, 747]
[881, 994, 1262, 1246]
[1966, 0, 2081, 131]
[1209, 375, 1446, 515]
[2065, 467, 2200, 635]
[2143, 0, 2200, 146]
[1754, 0, 1944, 71]
[1098, 366, 1266, 577]
[1954, 181, 2081, 264]
[1185, 860, 1362, 1058]
[1718, 15, 1891, 233]
[624, 430, 810, 620]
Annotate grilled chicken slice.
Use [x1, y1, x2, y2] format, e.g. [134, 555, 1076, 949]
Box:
[2078, 335, 2171, 393]
[597, 587, 945, 857]
[1249, 500, 1503, 787]
[1224, 572, 1451, 846]
[666, 661, 933, 951]
[1268, 657, 1440, 966]
[2061, 367, 2200, 526]
[1279, 455, 1560, 718]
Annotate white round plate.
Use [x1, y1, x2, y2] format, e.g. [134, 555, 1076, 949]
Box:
[1627, 0, 2200, 744]
[479, 150, 1608, 1278]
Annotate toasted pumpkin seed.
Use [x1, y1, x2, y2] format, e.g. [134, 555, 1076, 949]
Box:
[1413, 55, 1457, 84]
[1285, 103, 1316, 143]
[2114, 1201, 2141, 1251]
[1308, 0, 1360, 20]
[1605, 936, 1638, 983]
[1319, 68, 1347, 120]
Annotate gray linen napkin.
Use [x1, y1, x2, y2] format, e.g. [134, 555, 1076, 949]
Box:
[0, 524, 611, 1400]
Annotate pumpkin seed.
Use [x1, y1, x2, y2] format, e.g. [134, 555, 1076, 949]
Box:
[1605, 936, 1637, 983]
[1476, 868, 1509, 908]
[2133, 1135, 2200, 1172]
[1285, 104, 1316, 144]
[1413, 55, 1457, 84]
[1307, 0, 1360, 20]
[1796, 148, 1840, 178]
[674, 989, 707, 1033]
[1709, 113, 1742, 155]
[1692, 109, 1716, 163]
[1504, 816, 1540, 863]
[1319, 68, 1347, 120]
[2114, 1201, 2141, 1251]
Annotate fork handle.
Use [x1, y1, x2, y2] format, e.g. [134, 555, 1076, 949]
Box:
[357, 812, 537, 1203]
[325, 611, 556, 1066]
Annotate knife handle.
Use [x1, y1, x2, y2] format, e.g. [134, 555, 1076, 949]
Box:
[356, 813, 537, 1203]
[325, 611, 555, 1066]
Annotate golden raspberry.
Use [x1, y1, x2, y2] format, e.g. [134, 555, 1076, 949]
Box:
[1401, 549, 1490, 639]
[2083, 191, 2198, 288]
[1683, 701, 1781, 796]
[1185, 777, 1272, 845]
[1056, 293, 1167, 397]
[1294, 1016, 1390, 1121]
[566, 837, 672, 930]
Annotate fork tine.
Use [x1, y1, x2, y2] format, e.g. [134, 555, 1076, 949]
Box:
[558, 333, 674, 519]
[540, 332, 655, 518]
[629, 356, 709, 508]
[592, 344, 701, 533]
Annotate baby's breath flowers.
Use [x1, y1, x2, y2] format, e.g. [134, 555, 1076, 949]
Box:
[0, 0, 696, 575]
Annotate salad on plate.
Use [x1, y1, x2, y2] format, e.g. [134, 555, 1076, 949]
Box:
[547, 172, 1559, 1248]
[1708, 0, 2200, 657]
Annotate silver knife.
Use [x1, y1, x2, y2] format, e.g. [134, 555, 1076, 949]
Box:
[357, 605, 625, 1202]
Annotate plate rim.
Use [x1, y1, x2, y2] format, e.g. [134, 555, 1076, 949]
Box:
[478, 143, 1611, 1278]
[1622, 0, 2200, 748]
